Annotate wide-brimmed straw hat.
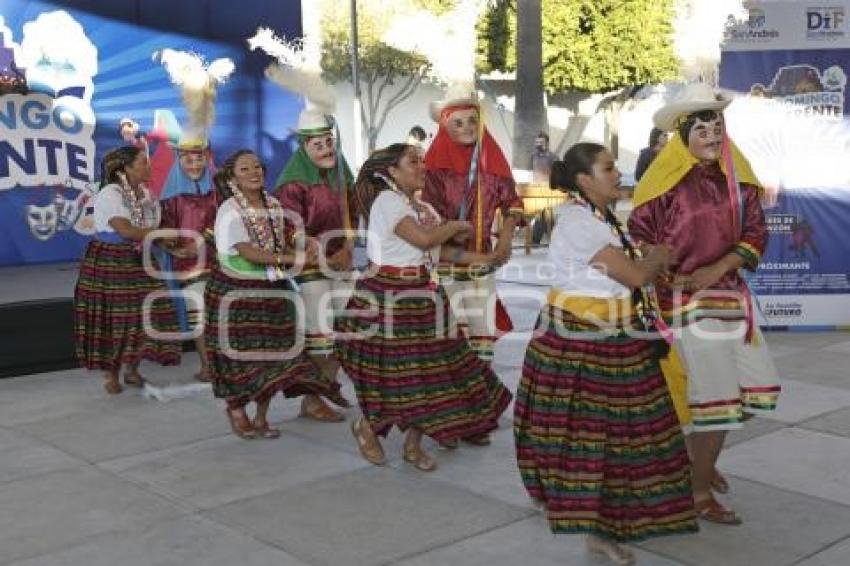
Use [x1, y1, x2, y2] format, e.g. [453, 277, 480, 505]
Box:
[653, 82, 731, 131]
[295, 109, 333, 137]
[429, 82, 480, 122]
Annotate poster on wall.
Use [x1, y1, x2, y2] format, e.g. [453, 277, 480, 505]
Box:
[0, 0, 303, 266]
[721, 0, 850, 328]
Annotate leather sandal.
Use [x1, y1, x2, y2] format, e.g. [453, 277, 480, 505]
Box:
[226, 407, 256, 440]
[403, 443, 438, 472]
[463, 433, 492, 446]
[253, 421, 281, 439]
[711, 469, 730, 494]
[695, 495, 742, 525]
[300, 397, 345, 422]
[194, 369, 212, 383]
[123, 369, 145, 388]
[350, 417, 386, 465]
[103, 378, 123, 395]
[586, 535, 635, 565]
[327, 390, 352, 408]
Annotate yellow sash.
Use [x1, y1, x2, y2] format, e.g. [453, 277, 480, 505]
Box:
[546, 289, 633, 326]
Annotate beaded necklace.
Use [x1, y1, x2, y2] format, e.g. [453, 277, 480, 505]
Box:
[567, 190, 673, 345]
[228, 182, 284, 253]
[116, 173, 146, 228]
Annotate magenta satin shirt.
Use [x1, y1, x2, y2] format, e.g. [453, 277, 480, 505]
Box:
[422, 168, 523, 253]
[273, 181, 355, 258]
[159, 192, 218, 274]
[627, 162, 767, 312]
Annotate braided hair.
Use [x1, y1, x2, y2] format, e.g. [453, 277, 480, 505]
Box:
[100, 145, 143, 188]
[551, 143, 667, 353]
[550, 143, 636, 259]
[352, 143, 411, 224]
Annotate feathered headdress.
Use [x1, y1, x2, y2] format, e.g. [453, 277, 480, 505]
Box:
[248, 27, 336, 133]
[154, 48, 235, 149]
[382, 0, 486, 121]
[653, 1, 747, 130]
[673, 0, 747, 87]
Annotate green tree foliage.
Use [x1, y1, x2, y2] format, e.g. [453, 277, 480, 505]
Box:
[476, 1, 514, 74]
[320, 1, 431, 151]
[478, 0, 679, 93]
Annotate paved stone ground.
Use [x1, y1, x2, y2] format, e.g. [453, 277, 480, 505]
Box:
[2, 255, 849, 565]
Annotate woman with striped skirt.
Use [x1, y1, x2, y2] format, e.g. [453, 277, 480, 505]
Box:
[514, 143, 697, 565]
[335, 144, 512, 472]
[206, 150, 344, 440]
[74, 146, 182, 394]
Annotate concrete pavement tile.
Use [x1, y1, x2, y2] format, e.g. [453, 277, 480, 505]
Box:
[720, 428, 850, 506]
[392, 515, 687, 566]
[5, 515, 310, 566]
[822, 340, 850, 354]
[774, 350, 850, 391]
[637, 478, 850, 566]
[104, 433, 370, 510]
[800, 407, 850, 438]
[764, 343, 808, 359]
[492, 332, 532, 369]
[424, 421, 533, 510]
[206, 466, 533, 566]
[0, 369, 140, 427]
[0, 466, 186, 564]
[796, 536, 850, 566]
[0, 428, 84, 484]
[763, 379, 850, 424]
[724, 417, 787, 447]
[762, 331, 850, 350]
[14, 396, 229, 462]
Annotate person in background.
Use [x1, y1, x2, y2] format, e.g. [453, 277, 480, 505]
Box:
[531, 131, 557, 184]
[634, 127, 668, 182]
[407, 125, 428, 147]
[118, 118, 149, 155]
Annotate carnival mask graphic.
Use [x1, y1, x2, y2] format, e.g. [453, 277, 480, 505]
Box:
[54, 190, 89, 232]
[27, 203, 58, 241]
[25, 184, 95, 241]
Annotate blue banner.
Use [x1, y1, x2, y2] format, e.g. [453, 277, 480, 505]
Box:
[0, 0, 303, 266]
[721, 11, 850, 326]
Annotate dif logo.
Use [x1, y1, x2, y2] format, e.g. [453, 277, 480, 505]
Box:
[807, 7, 846, 37]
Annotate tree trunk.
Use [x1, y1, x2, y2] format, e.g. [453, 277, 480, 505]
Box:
[512, 0, 546, 170]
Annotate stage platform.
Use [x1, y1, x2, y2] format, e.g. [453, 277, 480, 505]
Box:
[0, 262, 80, 378]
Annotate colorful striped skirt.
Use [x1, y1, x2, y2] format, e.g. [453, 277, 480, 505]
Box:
[334, 266, 512, 442]
[204, 266, 340, 409]
[74, 241, 181, 371]
[514, 303, 697, 542]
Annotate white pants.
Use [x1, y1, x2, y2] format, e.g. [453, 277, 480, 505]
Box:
[300, 277, 355, 355]
[675, 318, 781, 432]
[440, 276, 497, 362]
